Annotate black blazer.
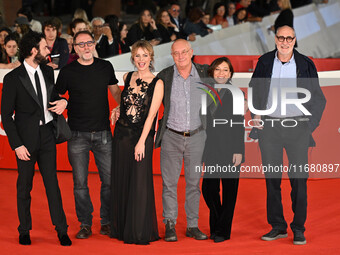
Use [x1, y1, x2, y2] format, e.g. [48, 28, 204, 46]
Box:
[156, 24, 178, 44]
[1, 64, 62, 152]
[170, 15, 187, 39]
[126, 23, 161, 46]
[50, 37, 69, 69]
[202, 87, 245, 165]
[96, 35, 116, 58]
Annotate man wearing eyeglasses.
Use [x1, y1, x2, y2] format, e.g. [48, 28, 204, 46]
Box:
[155, 39, 210, 242]
[168, 2, 196, 41]
[249, 25, 326, 245]
[55, 30, 121, 240]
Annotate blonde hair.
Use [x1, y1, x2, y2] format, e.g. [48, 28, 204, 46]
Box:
[280, 0, 292, 10]
[130, 40, 155, 71]
[73, 8, 89, 22]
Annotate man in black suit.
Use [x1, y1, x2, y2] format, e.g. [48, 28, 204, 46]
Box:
[91, 17, 116, 58]
[1, 31, 71, 246]
[168, 2, 196, 41]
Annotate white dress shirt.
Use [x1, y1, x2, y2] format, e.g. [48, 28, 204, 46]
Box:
[23, 60, 53, 125]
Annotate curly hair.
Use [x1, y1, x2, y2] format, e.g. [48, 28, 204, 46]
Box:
[19, 31, 44, 62]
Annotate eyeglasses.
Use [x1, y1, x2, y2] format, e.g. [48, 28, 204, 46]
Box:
[172, 8, 180, 13]
[73, 40, 95, 48]
[172, 48, 191, 57]
[276, 36, 295, 43]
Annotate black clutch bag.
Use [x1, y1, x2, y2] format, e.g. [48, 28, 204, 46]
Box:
[52, 114, 72, 144]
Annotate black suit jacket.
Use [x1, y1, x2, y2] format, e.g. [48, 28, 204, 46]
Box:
[170, 15, 187, 39]
[96, 35, 116, 58]
[202, 86, 245, 165]
[1, 64, 61, 152]
[50, 37, 69, 69]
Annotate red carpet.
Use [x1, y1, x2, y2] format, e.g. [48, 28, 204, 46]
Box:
[0, 170, 339, 254]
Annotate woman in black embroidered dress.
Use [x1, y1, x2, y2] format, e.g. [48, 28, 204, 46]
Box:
[109, 40, 164, 244]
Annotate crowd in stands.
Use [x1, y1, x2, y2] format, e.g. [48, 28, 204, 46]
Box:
[0, 0, 329, 69]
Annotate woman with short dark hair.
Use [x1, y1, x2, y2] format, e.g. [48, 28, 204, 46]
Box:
[202, 57, 245, 243]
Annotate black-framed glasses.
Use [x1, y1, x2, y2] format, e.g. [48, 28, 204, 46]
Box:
[276, 36, 295, 43]
[73, 40, 95, 48]
[172, 8, 180, 13]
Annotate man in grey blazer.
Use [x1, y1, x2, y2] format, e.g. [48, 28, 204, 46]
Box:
[155, 39, 209, 242]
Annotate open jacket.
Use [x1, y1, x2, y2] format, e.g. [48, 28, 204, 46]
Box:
[1, 64, 64, 152]
[155, 62, 212, 148]
[249, 49, 326, 147]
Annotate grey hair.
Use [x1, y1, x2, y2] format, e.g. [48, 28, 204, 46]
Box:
[91, 17, 105, 26]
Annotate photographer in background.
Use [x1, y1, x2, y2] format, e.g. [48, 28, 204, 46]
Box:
[91, 17, 116, 58]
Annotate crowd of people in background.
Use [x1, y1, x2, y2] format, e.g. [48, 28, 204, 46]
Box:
[0, 0, 329, 69]
[0, 0, 328, 248]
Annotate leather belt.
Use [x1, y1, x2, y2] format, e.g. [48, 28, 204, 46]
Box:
[166, 126, 203, 137]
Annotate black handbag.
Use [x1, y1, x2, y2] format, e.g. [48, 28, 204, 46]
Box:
[52, 114, 72, 144]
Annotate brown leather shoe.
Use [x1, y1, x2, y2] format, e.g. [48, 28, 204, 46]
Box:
[100, 224, 111, 235]
[76, 226, 92, 239]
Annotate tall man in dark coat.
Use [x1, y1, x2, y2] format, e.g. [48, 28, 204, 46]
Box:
[249, 25, 326, 245]
[1, 31, 71, 246]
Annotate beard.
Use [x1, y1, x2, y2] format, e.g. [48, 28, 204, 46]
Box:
[34, 50, 48, 65]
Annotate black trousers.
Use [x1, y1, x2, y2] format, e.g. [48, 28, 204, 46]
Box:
[16, 123, 68, 235]
[202, 174, 239, 239]
[258, 118, 309, 233]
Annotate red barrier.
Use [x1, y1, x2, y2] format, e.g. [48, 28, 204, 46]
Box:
[310, 58, 340, 72]
[194, 55, 340, 72]
[194, 55, 260, 72]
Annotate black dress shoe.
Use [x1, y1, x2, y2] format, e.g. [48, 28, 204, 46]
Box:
[210, 233, 216, 240]
[214, 236, 226, 243]
[293, 231, 307, 245]
[76, 226, 92, 239]
[100, 224, 111, 235]
[165, 220, 177, 242]
[186, 227, 208, 240]
[58, 233, 72, 246]
[261, 229, 288, 241]
[19, 234, 31, 245]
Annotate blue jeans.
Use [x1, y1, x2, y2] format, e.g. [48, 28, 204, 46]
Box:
[68, 130, 112, 227]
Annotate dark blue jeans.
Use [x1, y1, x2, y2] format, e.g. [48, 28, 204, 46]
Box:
[68, 130, 112, 227]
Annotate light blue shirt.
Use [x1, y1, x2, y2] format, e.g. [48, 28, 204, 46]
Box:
[167, 64, 204, 131]
[267, 52, 303, 117]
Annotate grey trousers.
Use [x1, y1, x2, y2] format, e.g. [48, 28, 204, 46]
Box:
[160, 128, 206, 227]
